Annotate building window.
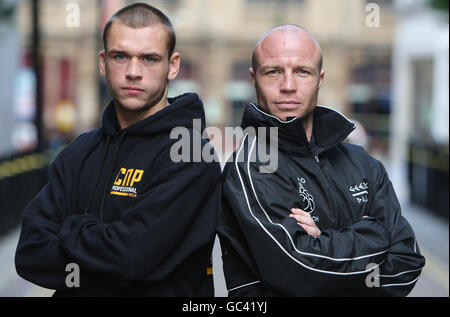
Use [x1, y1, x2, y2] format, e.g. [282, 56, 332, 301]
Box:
[411, 59, 434, 140]
[227, 62, 255, 127]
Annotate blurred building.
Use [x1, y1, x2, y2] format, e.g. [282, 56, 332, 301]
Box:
[17, 0, 101, 146]
[163, 0, 396, 157]
[390, 0, 449, 219]
[15, 0, 397, 157]
[0, 0, 25, 157]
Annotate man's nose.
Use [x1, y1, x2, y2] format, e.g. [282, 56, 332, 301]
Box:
[280, 72, 297, 93]
[126, 57, 143, 80]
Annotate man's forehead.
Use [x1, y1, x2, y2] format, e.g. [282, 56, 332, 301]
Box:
[256, 30, 321, 65]
[107, 22, 167, 53]
[256, 25, 320, 48]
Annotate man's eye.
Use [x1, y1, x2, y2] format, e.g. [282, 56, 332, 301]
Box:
[267, 70, 279, 75]
[142, 56, 155, 63]
[114, 54, 127, 60]
[298, 69, 310, 75]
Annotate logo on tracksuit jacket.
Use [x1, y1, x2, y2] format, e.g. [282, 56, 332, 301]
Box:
[297, 177, 319, 223]
[349, 181, 369, 204]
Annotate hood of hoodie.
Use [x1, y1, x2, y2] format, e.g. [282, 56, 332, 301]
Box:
[84, 92, 206, 220]
[102, 92, 206, 137]
[241, 103, 355, 156]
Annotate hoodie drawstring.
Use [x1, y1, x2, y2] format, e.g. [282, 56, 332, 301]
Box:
[99, 130, 127, 222]
[83, 130, 126, 222]
[84, 134, 111, 215]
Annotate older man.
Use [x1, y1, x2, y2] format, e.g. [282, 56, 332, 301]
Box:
[217, 24, 425, 296]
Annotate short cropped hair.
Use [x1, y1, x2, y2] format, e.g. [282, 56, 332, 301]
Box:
[251, 24, 323, 73]
[102, 3, 176, 58]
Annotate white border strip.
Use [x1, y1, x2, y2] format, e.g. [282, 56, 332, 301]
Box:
[249, 103, 356, 127]
[228, 280, 261, 292]
[250, 103, 298, 124]
[378, 267, 423, 278]
[381, 275, 421, 287]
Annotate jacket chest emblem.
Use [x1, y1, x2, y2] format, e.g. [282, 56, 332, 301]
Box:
[296, 177, 318, 222]
[349, 181, 369, 204]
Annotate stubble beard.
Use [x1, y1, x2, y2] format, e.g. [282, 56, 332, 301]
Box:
[110, 78, 169, 119]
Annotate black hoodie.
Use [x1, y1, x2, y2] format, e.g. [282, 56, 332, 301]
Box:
[15, 93, 222, 296]
[217, 103, 425, 296]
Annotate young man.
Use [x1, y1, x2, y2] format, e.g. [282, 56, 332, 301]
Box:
[15, 3, 221, 296]
[217, 24, 425, 296]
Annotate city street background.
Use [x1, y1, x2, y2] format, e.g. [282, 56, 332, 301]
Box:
[0, 0, 448, 297]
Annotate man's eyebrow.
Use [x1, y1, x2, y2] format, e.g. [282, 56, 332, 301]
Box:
[260, 63, 316, 70]
[140, 52, 163, 59]
[107, 50, 163, 58]
[107, 49, 127, 55]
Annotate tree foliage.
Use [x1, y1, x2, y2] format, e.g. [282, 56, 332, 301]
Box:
[429, 0, 449, 13]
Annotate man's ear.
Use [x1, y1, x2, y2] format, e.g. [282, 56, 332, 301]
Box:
[168, 52, 181, 81]
[318, 68, 325, 89]
[250, 67, 256, 86]
[99, 50, 106, 77]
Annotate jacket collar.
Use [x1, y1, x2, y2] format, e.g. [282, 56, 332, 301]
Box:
[241, 103, 356, 156]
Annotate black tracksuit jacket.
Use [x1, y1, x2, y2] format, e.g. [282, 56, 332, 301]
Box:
[217, 103, 425, 296]
[15, 93, 221, 296]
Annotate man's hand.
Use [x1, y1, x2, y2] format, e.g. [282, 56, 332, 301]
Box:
[289, 208, 321, 238]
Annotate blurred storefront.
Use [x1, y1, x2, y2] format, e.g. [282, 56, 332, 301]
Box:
[390, 0, 449, 220]
[17, 0, 102, 148]
[1, 0, 24, 157]
[11, 0, 399, 155]
[161, 0, 397, 158]
[0, 0, 399, 237]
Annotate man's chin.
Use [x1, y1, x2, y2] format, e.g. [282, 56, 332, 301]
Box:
[275, 107, 315, 122]
[116, 99, 150, 113]
[261, 104, 302, 121]
[272, 111, 301, 122]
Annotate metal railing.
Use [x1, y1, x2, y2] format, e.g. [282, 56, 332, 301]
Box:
[0, 151, 52, 238]
[408, 140, 449, 220]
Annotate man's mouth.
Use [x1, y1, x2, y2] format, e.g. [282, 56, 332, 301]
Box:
[275, 100, 300, 104]
[275, 101, 301, 109]
[122, 87, 145, 95]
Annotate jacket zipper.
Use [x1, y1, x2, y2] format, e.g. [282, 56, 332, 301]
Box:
[310, 151, 341, 220]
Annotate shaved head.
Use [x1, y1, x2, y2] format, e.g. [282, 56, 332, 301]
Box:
[103, 3, 176, 57]
[249, 23, 325, 132]
[251, 24, 323, 73]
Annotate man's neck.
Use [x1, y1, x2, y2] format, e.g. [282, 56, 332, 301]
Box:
[116, 98, 169, 130]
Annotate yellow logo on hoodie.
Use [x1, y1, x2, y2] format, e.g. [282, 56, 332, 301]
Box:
[111, 168, 144, 197]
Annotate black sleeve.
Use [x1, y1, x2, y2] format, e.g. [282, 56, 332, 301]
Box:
[218, 195, 278, 297]
[15, 151, 72, 290]
[360, 159, 425, 296]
